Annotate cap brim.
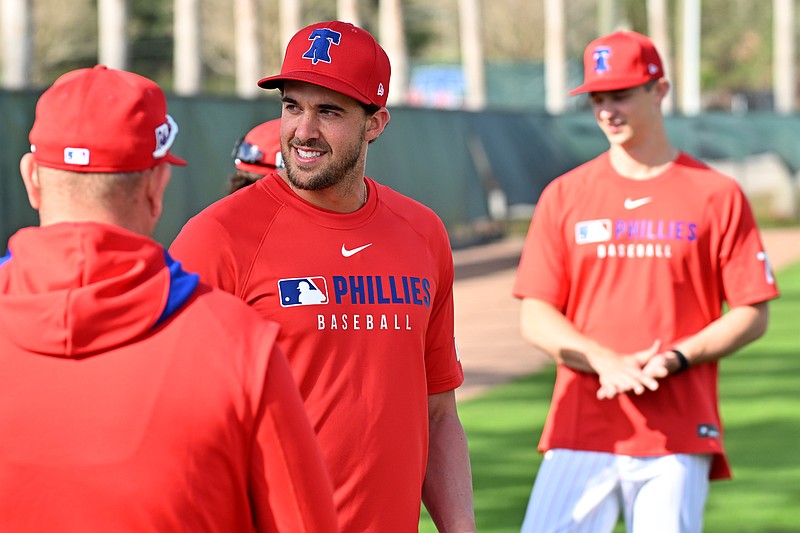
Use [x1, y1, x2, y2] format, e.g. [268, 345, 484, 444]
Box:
[569, 74, 658, 96]
[163, 153, 187, 167]
[235, 161, 276, 176]
[258, 71, 372, 106]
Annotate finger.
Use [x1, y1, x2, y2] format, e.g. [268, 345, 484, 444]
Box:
[643, 376, 660, 391]
[635, 340, 663, 365]
[596, 384, 618, 400]
[648, 364, 669, 379]
[649, 339, 662, 354]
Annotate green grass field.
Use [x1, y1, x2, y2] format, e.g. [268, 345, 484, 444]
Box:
[421, 260, 800, 532]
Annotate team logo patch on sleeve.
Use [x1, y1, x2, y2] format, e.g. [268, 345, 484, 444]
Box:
[575, 219, 612, 244]
[278, 277, 329, 307]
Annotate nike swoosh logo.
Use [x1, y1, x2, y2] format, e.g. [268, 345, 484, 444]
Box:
[341, 243, 373, 257]
[623, 197, 653, 210]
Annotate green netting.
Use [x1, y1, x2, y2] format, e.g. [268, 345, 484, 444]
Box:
[2, 88, 797, 249]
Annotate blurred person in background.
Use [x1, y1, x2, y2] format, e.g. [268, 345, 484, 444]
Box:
[0, 65, 337, 533]
[229, 118, 284, 194]
[513, 31, 779, 533]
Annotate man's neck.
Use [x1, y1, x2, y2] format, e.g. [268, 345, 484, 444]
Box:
[280, 171, 368, 214]
[608, 138, 679, 181]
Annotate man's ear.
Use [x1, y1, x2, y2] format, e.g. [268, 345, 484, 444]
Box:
[655, 78, 671, 101]
[365, 108, 391, 143]
[19, 153, 41, 210]
[145, 163, 172, 222]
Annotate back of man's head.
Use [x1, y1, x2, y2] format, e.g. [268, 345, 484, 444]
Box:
[30, 65, 185, 173]
[227, 118, 283, 194]
[24, 66, 186, 233]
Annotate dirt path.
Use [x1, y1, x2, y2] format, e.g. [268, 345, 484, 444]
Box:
[452, 227, 800, 401]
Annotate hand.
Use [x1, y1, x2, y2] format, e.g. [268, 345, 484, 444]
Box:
[595, 340, 662, 400]
[640, 350, 671, 380]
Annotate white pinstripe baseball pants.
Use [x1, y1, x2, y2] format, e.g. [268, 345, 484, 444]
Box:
[520, 449, 712, 533]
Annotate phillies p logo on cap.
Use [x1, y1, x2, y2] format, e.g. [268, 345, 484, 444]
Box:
[153, 115, 179, 159]
[593, 47, 612, 75]
[302, 28, 341, 65]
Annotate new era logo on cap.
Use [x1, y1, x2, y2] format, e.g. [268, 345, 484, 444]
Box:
[258, 21, 391, 108]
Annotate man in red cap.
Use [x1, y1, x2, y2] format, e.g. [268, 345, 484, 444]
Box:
[0, 65, 337, 532]
[171, 21, 476, 533]
[228, 118, 284, 194]
[513, 31, 779, 532]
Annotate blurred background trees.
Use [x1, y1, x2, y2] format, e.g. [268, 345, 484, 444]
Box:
[0, 0, 795, 112]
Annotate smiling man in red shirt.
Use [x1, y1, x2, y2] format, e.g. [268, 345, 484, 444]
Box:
[171, 20, 476, 533]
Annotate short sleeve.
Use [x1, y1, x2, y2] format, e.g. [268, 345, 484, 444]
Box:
[169, 214, 239, 295]
[512, 181, 570, 310]
[425, 218, 464, 395]
[716, 186, 780, 307]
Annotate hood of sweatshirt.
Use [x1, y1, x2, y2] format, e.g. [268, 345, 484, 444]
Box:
[0, 222, 198, 357]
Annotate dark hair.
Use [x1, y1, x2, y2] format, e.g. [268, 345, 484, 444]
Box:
[361, 102, 384, 145]
[360, 102, 382, 115]
[227, 170, 263, 195]
[643, 79, 659, 91]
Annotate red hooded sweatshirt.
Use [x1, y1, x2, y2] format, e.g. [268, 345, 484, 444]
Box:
[0, 222, 337, 533]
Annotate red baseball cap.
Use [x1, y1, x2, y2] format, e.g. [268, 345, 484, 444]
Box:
[258, 21, 391, 107]
[29, 65, 186, 172]
[233, 118, 284, 175]
[569, 30, 664, 96]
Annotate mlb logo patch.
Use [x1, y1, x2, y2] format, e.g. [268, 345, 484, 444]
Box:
[575, 219, 612, 244]
[64, 147, 90, 165]
[278, 277, 329, 307]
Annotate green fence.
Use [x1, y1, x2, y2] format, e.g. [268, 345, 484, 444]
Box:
[2, 88, 799, 249]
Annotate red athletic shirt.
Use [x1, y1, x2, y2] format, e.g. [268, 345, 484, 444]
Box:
[170, 174, 464, 532]
[513, 152, 779, 480]
[0, 223, 337, 532]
